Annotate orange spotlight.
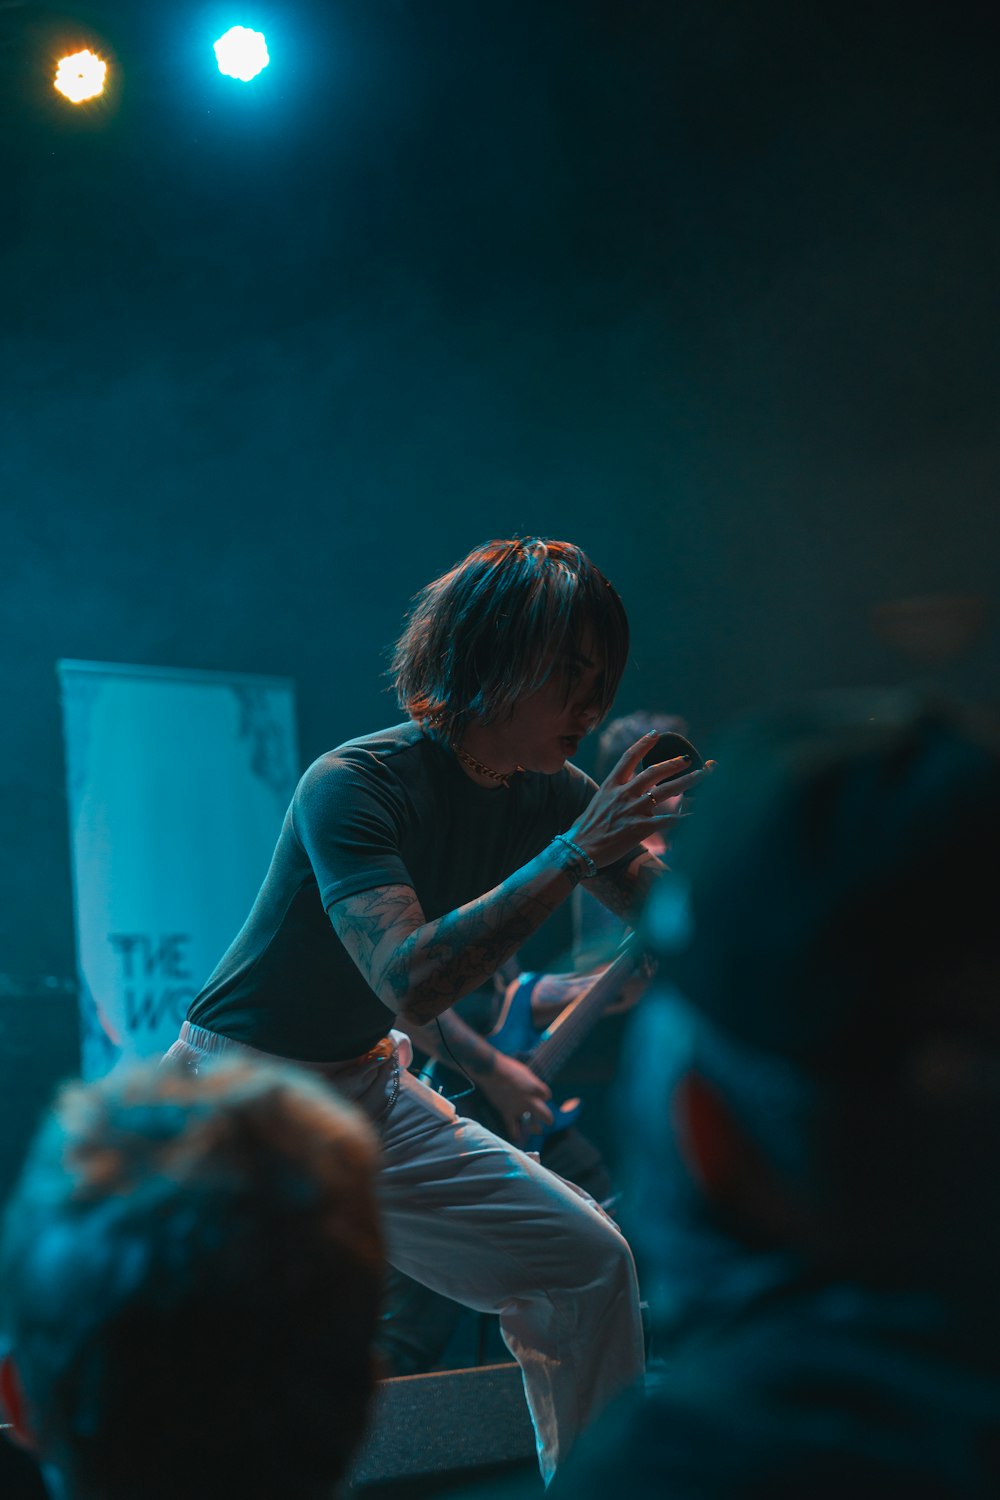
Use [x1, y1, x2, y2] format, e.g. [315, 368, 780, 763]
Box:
[54, 49, 107, 104]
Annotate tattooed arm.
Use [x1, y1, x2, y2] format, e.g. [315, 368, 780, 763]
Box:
[587, 848, 665, 930]
[329, 731, 708, 1027]
[328, 838, 588, 1026]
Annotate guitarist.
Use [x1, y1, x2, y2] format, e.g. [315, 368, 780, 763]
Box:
[400, 956, 649, 1150]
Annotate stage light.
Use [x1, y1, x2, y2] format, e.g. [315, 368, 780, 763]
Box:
[213, 25, 270, 82]
[53, 49, 107, 104]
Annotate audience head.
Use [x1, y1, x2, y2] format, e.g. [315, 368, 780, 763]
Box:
[633, 690, 1000, 1296]
[0, 1059, 383, 1500]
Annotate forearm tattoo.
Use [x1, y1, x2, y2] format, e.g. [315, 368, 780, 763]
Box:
[393, 888, 557, 1025]
[588, 853, 662, 929]
[331, 840, 575, 1026]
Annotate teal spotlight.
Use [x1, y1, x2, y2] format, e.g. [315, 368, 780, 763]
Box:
[213, 25, 269, 82]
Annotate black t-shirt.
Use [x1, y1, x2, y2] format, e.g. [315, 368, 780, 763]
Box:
[188, 721, 597, 1060]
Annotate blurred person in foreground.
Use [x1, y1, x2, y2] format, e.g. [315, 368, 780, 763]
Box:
[0, 1059, 382, 1500]
[560, 690, 1000, 1499]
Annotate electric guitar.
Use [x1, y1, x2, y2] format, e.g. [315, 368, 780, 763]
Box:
[421, 933, 646, 1150]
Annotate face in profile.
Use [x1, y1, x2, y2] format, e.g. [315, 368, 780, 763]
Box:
[488, 637, 606, 773]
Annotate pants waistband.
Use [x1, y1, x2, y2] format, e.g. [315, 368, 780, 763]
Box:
[177, 1021, 395, 1070]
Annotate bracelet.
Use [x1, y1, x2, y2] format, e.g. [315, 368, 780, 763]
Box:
[553, 833, 598, 881]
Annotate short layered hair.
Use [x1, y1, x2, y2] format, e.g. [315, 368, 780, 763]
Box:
[391, 537, 630, 744]
[1, 1060, 383, 1500]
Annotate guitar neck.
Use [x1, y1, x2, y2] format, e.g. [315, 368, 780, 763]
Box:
[529, 936, 641, 1084]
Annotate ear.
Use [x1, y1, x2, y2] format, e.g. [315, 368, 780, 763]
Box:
[0, 1354, 37, 1452]
[672, 1070, 800, 1243]
[672, 1069, 746, 1202]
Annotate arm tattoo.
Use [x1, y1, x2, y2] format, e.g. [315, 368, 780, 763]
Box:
[331, 885, 424, 990]
[391, 887, 556, 1026]
[330, 840, 575, 1026]
[588, 852, 663, 929]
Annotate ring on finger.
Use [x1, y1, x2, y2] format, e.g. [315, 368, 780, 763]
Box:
[646, 790, 657, 810]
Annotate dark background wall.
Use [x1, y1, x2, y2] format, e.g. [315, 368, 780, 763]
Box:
[2, 0, 998, 993]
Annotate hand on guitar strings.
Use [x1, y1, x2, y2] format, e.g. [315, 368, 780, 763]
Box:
[478, 1051, 554, 1144]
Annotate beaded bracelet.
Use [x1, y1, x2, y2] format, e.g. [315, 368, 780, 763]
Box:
[553, 833, 598, 880]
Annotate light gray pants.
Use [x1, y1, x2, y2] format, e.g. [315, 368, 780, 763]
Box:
[166, 1023, 645, 1483]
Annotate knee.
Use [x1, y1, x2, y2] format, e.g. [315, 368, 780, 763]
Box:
[570, 1210, 638, 1299]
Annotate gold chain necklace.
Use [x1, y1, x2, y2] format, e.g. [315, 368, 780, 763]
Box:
[454, 745, 523, 788]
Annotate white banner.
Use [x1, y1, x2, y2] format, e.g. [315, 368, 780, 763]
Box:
[58, 661, 299, 1078]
